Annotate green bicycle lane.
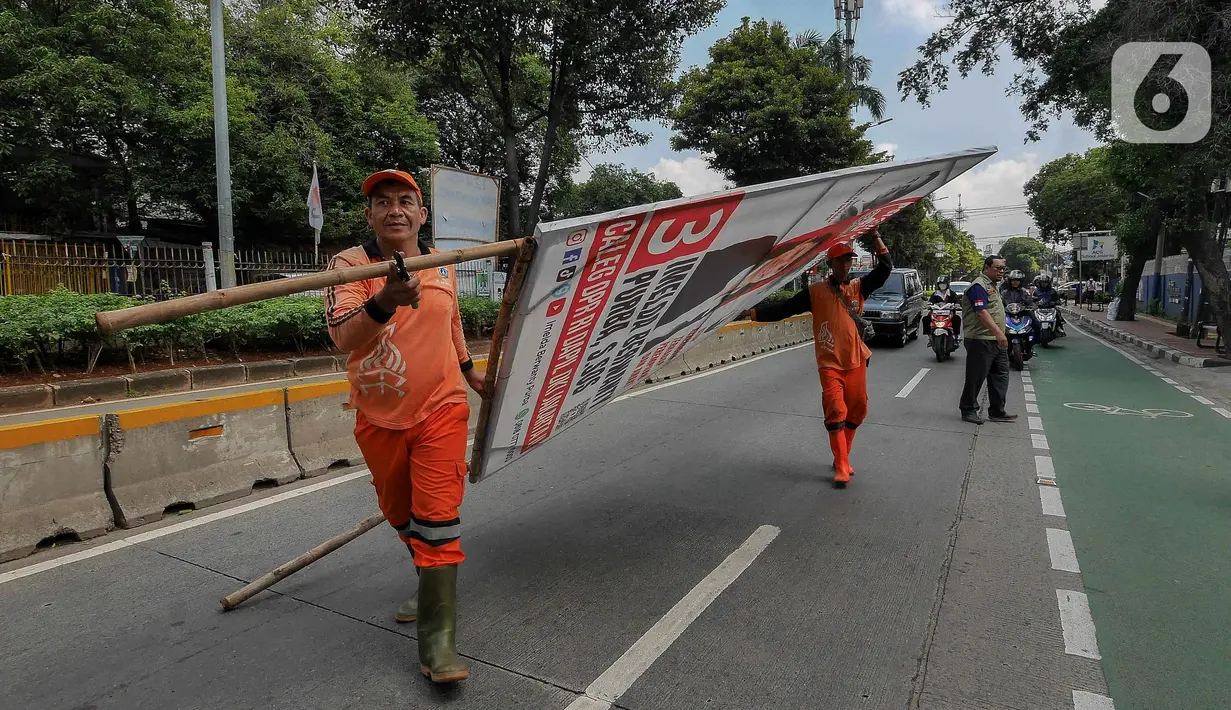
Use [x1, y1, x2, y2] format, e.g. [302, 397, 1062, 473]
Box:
[1028, 329, 1231, 710]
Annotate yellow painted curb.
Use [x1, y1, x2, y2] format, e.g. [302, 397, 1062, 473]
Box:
[0, 414, 101, 450]
[115, 389, 286, 430]
[286, 380, 351, 403]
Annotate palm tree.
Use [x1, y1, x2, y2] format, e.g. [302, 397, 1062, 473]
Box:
[793, 29, 886, 121]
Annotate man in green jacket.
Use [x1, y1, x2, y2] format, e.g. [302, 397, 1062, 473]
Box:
[959, 255, 1017, 425]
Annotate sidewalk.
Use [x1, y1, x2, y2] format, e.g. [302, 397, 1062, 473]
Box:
[1061, 306, 1229, 368]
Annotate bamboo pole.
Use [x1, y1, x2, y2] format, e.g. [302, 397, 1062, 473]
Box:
[220, 513, 387, 611]
[97, 239, 526, 335]
[468, 238, 538, 483]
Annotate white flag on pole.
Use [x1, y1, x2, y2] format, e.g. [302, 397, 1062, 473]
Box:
[307, 164, 323, 259]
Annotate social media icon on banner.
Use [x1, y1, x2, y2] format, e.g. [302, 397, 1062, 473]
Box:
[516, 408, 530, 420]
[566, 230, 587, 247]
[557, 266, 577, 282]
[562, 247, 582, 265]
[552, 283, 572, 298]
[546, 298, 566, 317]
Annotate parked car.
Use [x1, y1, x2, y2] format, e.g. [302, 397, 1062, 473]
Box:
[850, 267, 926, 346]
[950, 280, 972, 298]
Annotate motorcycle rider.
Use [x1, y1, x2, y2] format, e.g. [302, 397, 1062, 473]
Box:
[1032, 273, 1066, 336]
[1000, 270, 1038, 347]
[926, 275, 962, 347]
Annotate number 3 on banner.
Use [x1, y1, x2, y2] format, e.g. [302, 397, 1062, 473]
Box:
[627, 192, 744, 272]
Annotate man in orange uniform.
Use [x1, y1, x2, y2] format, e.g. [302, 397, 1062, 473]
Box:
[750, 230, 891, 488]
[325, 169, 487, 684]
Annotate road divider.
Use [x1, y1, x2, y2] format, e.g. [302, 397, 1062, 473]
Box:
[106, 390, 301, 528]
[0, 318, 806, 561]
[285, 381, 363, 478]
[0, 415, 112, 563]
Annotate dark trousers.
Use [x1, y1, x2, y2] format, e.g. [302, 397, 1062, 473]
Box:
[960, 339, 1009, 416]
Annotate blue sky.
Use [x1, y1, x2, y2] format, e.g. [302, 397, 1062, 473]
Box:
[578, 0, 1100, 246]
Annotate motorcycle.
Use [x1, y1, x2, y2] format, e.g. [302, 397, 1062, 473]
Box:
[928, 303, 961, 362]
[1004, 302, 1035, 371]
[1035, 305, 1063, 347]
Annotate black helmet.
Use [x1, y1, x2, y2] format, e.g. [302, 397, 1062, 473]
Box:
[1038, 274, 1052, 289]
[1008, 269, 1025, 283]
[936, 275, 949, 288]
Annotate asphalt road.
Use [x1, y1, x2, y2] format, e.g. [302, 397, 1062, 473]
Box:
[0, 335, 1112, 710]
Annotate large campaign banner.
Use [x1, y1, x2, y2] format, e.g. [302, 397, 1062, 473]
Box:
[475, 147, 997, 480]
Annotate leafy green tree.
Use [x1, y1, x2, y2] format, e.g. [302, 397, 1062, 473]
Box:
[552, 164, 683, 220]
[670, 18, 882, 188]
[792, 29, 886, 121]
[998, 236, 1051, 278]
[899, 0, 1231, 351]
[1024, 147, 1127, 241]
[0, 0, 205, 232]
[357, 0, 721, 237]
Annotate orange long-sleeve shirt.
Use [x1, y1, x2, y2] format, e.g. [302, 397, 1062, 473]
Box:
[325, 238, 471, 430]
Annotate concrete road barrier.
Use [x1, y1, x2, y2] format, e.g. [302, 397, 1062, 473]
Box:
[106, 389, 300, 528]
[0, 415, 112, 562]
[285, 381, 363, 478]
[644, 316, 813, 384]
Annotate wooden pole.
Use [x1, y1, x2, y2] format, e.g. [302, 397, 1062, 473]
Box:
[468, 238, 538, 483]
[97, 239, 526, 335]
[220, 513, 386, 611]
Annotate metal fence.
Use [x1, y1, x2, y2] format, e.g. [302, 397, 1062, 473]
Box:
[0, 239, 328, 298]
[0, 238, 505, 300]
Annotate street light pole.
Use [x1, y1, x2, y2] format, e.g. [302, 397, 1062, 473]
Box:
[835, 0, 865, 86]
[210, 0, 237, 288]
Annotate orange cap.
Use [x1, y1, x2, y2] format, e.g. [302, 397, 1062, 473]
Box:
[826, 242, 857, 261]
[362, 169, 422, 203]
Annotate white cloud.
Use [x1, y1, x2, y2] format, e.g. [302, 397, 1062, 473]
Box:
[874, 142, 899, 159]
[933, 154, 1041, 240]
[648, 156, 730, 197]
[880, 0, 951, 31]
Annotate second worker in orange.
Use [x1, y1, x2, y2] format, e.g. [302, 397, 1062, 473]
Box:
[750, 229, 892, 488]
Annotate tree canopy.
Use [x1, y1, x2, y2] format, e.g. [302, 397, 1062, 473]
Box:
[552, 164, 683, 221]
[998, 236, 1052, 278]
[670, 18, 882, 188]
[0, 0, 438, 247]
[1023, 147, 1127, 242]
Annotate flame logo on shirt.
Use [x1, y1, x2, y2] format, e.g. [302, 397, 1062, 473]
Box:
[816, 320, 835, 353]
[357, 322, 407, 397]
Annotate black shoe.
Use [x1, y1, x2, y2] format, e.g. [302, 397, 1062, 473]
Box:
[961, 412, 985, 425]
[988, 412, 1018, 423]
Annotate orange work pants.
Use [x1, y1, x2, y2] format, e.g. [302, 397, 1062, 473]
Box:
[819, 363, 868, 481]
[354, 402, 469, 568]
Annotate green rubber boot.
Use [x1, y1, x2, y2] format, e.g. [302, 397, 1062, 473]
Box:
[394, 590, 417, 623]
[394, 566, 419, 623]
[417, 565, 469, 683]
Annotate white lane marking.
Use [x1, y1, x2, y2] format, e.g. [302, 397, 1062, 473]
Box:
[1029, 416, 1044, 431]
[1214, 408, 1231, 419]
[1150, 371, 1164, 377]
[566, 525, 780, 710]
[0, 468, 372, 586]
[895, 368, 931, 398]
[1175, 386, 1194, 394]
[1058, 590, 1102, 659]
[1039, 487, 1065, 517]
[1070, 324, 1150, 366]
[1023, 384, 1036, 392]
[1192, 395, 1215, 406]
[1, 435, 478, 586]
[1162, 377, 1178, 385]
[1032, 433, 1050, 450]
[1073, 691, 1116, 710]
[1047, 528, 1081, 573]
[1143, 366, 1159, 372]
[1122, 353, 1144, 364]
[1026, 403, 1040, 414]
[1035, 455, 1055, 479]
[1025, 393, 1037, 402]
[1021, 375, 1032, 383]
[616, 343, 810, 402]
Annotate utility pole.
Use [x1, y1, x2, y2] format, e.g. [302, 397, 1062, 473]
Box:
[954, 193, 965, 232]
[834, 0, 864, 86]
[210, 0, 237, 288]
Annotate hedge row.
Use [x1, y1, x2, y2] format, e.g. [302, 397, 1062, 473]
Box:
[0, 289, 502, 374]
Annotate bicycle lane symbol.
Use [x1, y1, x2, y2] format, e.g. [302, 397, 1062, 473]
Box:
[1063, 402, 1194, 419]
